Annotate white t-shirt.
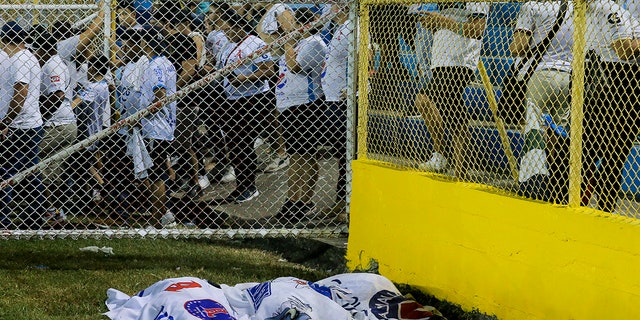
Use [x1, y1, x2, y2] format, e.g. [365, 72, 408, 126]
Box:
[515, 1, 574, 73]
[221, 35, 272, 100]
[430, 2, 489, 70]
[140, 55, 177, 141]
[6, 49, 42, 129]
[77, 80, 110, 139]
[322, 20, 353, 102]
[276, 34, 327, 111]
[41, 54, 75, 127]
[0, 50, 11, 119]
[587, 0, 640, 62]
[260, 3, 293, 35]
[104, 277, 243, 320]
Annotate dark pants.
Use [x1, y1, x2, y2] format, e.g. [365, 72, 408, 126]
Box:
[1, 127, 45, 227]
[583, 61, 640, 212]
[325, 101, 348, 202]
[223, 92, 272, 192]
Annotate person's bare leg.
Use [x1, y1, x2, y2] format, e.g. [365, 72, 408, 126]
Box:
[297, 154, 318, 203]
[149, 180, 166, 228]
[416, 93, 445, 155]
[287, 154, 303, 201]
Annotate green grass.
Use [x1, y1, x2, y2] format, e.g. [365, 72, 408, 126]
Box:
[0, 238, 336, 320]
[0, 237, 497, 320]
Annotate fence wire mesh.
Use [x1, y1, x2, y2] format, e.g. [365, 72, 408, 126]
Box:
[0, 0, 353, 238]
[361, 0, 640, 218]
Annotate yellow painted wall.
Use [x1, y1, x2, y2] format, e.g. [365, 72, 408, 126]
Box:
[347, 160, 640, 320]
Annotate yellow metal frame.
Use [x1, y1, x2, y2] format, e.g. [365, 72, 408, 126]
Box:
[357, 4, 371, 160]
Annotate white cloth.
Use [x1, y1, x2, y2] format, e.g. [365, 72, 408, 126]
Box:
[317, 273, 443, 320]
[125, 127, 153, 180]
[260, 4, 293, 35]
[117, 59, 146, 136]
[5, 49, 42, 129]
[104, 277, 244, 320]
[322, 20, 353, 102]
[0, 49, 12, 119]
[587, 0, 640, 63]
[430, 2, 489, 70]
[514, 1, 574, 73]
[222, 277, 353, 319]
[206, 30, 230, 66]
[104, 274, 445, 320]
[140, 55, 177, 141]
[221, 35, 272, 100]
[276, 34, 327, 111]
[42, 54, 75, 127]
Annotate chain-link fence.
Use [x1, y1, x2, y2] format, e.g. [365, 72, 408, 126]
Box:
[360, 0, 640, 218]
[0, 0, 354, 238]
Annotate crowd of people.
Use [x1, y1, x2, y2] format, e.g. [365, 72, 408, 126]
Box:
[401, 0, 640, 213]
[0, 1, 351, 229]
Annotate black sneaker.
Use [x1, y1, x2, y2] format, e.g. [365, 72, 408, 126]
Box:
[234, 186, 260, 203]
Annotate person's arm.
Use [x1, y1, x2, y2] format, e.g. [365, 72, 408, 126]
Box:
[277, 8, 297, 33]
[77, 9, 105, 60]
[612, 38, 640, 60]
[40, 90, 66, 120]
[193, 34, 205, 67]
[509, 30, 533, 57]
[178, 58, 199, 88]
[232, 60, 275, 85]
[4, 82, 28, 125]
[285, 39, 325, 74]
[420, 12, 486, 39]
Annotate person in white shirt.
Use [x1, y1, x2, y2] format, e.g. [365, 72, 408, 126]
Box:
[510, 1, 574, 204]
[256, 3, 295, 174]
[321, 7, 352, 216]
[56, 7, 105, 98]
[274, 8, 328, 223]
[30, 28, 78, 222]
[414, 2, 489, 180]
[139, 28, 178, 228]
[0, 22, 45, 229]
[217, 4, 275, 203]
[70, 55, 111, 204]
[581, 0, 640, 212]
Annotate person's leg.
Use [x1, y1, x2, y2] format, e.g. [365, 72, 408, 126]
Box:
[597, 64, 640, 212]
[543, 70, 571, 204]
[445, 67, 473, 179]
[415, 92, 446, 162]
[20, 127, 46, 227]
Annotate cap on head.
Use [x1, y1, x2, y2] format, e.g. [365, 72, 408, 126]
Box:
[1, 21, 27, 44]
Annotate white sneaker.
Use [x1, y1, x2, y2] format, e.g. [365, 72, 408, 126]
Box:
[263, 154, 290, 173]
[221, 166, 236, 183]
[418, 152, 448, 171]
[198, 175, 210, 189]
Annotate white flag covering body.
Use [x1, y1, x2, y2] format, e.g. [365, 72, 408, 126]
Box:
[104, 277, 245, 320]
[317, 273, 446, 320]
[221, 277, 354, 320]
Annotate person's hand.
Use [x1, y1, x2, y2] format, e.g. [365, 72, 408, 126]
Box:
[0, 121, 8, 141]
[0, 127, 7, 142]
